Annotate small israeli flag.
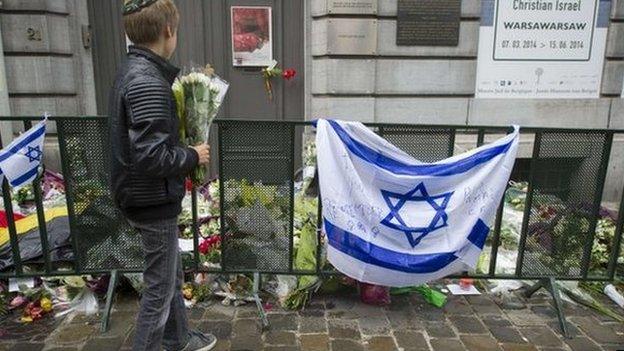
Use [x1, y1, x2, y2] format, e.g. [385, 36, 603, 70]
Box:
[0, 119, 46, 190]
[316, 119, 519, 287]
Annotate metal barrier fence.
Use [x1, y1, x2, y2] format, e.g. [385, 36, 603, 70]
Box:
[1, 116, 623, 336]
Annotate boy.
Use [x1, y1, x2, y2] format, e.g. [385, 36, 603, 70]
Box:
[109, 0, 215, 350]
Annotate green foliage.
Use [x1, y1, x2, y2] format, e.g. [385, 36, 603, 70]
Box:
[591, 218, 617, 273]
[14, 186, 35, 206]
[192, 283, 212, 303]
[0, 293, 8, 317]
[485, 224, 518, 251]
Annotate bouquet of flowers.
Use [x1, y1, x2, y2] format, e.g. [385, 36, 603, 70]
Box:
[173, 65, 229, 185]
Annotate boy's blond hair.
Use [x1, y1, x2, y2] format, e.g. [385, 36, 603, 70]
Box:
[123, 0, 179, 45]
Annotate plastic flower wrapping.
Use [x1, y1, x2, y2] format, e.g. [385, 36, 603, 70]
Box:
[172, 66, 229, 185]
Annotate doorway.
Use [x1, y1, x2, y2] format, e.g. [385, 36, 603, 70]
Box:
[88, 0, 305, 121]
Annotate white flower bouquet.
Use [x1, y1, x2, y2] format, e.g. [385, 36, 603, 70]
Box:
[173, 66, 229, 185]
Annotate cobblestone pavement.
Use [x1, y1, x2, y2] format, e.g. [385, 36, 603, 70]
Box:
[0, 287, 622, 351]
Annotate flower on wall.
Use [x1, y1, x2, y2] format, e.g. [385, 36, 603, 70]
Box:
[262, 63, 297, 100]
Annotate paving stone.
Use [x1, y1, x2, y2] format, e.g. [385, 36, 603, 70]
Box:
[546, 321, 581, 337]
[562, 304, 593, 317]
[68, 314, 99, 325]
[326, 296, 358, 318]
[300, 334, 329, 351]
[213, 340, 231, 351]
[444, 297, 473, 315]
[460, 335, 502, 351]
[471, 302, 503, 315]
[122, 326, 135, 348]
[1, 315, 63, 342]
[518, 327, 562, 347]
[564, 336, 602, 351]
[529, 305, 558, 319]
[188, 306, 207, 320]
[424, 322, 456, 338]
[602, 345, 624, 351]
[325, 295, 357, 311]
[358, 316, 390, 335]
[263, 346, 300, 351]
[500, 343, 538, 351]
[393, 330, 428, 350]
[328, 319, 360, 340]
[104, 311, 135, 338]
[299, 317, 327, 334]
[299, 304, 325, 318]
[81, 336, 125, 351]
[46, 323, 96, 344]
[448, 315, 487, 334]
[466, 295, 497, 307]
[197, 320, 233, 339]
[8, 344, 43, 351]
[265, 331, 296, 345]
[237, 306, 261, 319]
[495, 294, 527, 310]
[232, 318, 262, 337]
[231, 333, 263, 351]
[45, 348, 79, 351]
[505, 310, 546, 326]
[481, 315, 513, 327]
[571, 316, 624, 344]
[267, 314, 299, 331]
[488, 326, 527, 344]
[386, 295, 411, 311]
[608, 321, 624, 334]
[344, 303, 386, 320]
[331, 339, 365, 351]
[429, 338, 465, 351]
[365, 336, 397, 351]
[204, 304, 236, 320]
[413, 296, 445, 321]
[112, 293, 141, 312]
[386, 309, 423, 330]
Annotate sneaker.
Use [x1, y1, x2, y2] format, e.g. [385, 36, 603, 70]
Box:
[179, 330, 217, 351]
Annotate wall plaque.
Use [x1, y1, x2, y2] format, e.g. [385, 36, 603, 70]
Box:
[327, 19, 377, 55]
[396, 0, 461, 46]
[327, 0, 377, 15]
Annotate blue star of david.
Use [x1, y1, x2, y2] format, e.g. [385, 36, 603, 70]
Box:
[380, 182, 453, 248]
[24, 146, 42, 163]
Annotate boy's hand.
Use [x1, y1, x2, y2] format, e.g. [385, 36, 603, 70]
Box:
[192, 144, 210, 165]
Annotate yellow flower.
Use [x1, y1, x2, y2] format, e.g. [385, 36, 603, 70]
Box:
[40, 297, 53, 312]
[182, 286, 193, 300]
[20, 316, 33, 323]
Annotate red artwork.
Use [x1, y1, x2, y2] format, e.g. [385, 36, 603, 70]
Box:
[231, 6, 273, 66]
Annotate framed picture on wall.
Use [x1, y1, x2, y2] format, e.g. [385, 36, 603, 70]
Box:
[231, 6, 273, 67]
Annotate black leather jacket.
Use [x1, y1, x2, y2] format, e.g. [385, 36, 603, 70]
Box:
[108, 46, 198, 221]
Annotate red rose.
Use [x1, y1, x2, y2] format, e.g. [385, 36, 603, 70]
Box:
[282, 68, 296, 80]
[198, 239, 210, 255]
[185, 179, 193, 192]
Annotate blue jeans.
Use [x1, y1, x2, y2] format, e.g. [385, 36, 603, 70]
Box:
[128, 217, 190, 351]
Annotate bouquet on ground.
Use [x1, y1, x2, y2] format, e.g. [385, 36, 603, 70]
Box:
[173, 65, 229, 185]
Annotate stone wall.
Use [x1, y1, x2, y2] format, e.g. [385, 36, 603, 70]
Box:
[306, 0, 624, 128]
[0, 0, 96, 171]
[0, 0, 96, 122]
[305, 0, 624, 202]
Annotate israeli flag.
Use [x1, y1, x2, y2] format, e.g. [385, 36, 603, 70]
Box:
[0, 119, 46, 190]
[316, 119, 519, 287]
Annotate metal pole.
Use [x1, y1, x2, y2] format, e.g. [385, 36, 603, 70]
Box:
[515, 132, 542, 277]
[23, 120, 52, 274]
